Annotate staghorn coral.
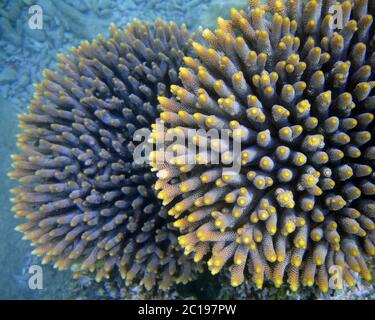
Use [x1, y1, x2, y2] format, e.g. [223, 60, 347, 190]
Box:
[9, 19, 200, 291]
[151, 0, 375, 292]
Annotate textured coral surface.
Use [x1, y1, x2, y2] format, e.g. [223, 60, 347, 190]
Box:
[9, 20, 198, 291]
[151, 0, 375, 292]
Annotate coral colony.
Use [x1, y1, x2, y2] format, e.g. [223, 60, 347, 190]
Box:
[9, 20, 199, 291]
[151, 0, 375, 292]
[9, 0, 375, 295]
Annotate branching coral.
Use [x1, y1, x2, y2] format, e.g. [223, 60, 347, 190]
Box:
[151, 0, 375, 292]
[9, 19, 199, 291]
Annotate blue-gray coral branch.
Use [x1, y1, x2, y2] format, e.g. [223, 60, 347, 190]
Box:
[9, 19, 200, 291]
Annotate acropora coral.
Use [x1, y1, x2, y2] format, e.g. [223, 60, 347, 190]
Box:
[9, 19, 199, 291]
[151, 0, 375, 292]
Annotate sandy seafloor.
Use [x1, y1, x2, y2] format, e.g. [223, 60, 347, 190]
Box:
[0, 0, 374, 300]
[0, 0, 250, 300]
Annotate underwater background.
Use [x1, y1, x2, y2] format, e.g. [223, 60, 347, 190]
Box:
[0, 0, 374, 300]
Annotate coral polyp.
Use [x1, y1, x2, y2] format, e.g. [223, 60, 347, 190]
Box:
[9, 19, 198, 291]
[151, 0, 375, 292]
